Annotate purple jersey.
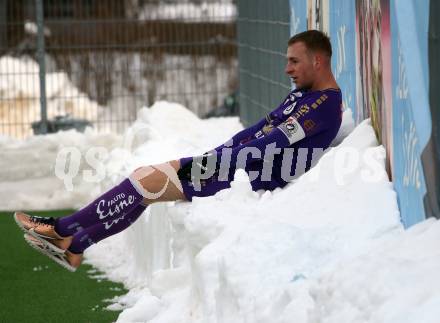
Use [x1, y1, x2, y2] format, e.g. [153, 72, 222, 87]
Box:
[256, 88, 343, 187]
[180, 88, 343, 200]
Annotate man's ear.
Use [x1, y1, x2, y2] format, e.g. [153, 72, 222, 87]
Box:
[313, 53, 325, 69]
[312, 54, 320, 68]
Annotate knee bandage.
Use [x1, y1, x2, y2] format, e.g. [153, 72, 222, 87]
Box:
[129, 163, 183, 200]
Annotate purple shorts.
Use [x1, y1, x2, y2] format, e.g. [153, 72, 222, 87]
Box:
[179, 159, 285, 201]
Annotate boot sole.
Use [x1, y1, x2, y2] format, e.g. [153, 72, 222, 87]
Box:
[24, 233, 77, 272]
[13, 212, 66, 254]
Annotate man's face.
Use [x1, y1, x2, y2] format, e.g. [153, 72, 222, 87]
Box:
[285, 42, 316, 90]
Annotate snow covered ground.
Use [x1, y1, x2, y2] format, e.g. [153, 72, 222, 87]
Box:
[1, 102, 440, 323]
[0, 53, 237, 138]
[138, 1, 236, 22]
[0, 56, 103, 138]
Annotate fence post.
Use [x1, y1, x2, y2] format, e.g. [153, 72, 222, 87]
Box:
[36, 0, 47, 134]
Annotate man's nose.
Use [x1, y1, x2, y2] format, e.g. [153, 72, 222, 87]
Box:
[285, 64, 293, 74]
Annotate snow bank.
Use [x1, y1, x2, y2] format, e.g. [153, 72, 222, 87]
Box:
[0, 127, 122, 210]
[0, 56, 103, 137]
[139, 2, 236, 22]
[85, 106, 437, 323]
[86, 113, 409, 323]
[0, 101, 241, 210]
[0, 53, 237, 138]
[2, 101, 439, 323]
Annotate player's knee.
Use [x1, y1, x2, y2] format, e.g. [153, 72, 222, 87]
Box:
[130, 166, 156, 182]
[128, 166, 161, 200]
[128, 163, 184, 202]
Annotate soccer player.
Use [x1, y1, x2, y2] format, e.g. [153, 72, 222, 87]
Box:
[14, 30, 343, 272]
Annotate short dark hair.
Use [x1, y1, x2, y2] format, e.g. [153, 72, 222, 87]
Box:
[288, 30, 332, 58]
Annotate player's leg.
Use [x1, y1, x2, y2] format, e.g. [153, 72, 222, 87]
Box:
[15, 160, 184, 238]
[14, 176, 146, 241]
[131, 160, 186, 204]
[67, 203, 147, 254]
[64, 161, 237, 260]
[35, 203, 149, 271]
[55, 160, 185, 237]
[15, 160, 185, 270]
[59, 161, 186, 267]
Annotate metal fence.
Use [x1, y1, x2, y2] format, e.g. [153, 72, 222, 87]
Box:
[237, 0, 291, 127]
[0, 0, 237, 138]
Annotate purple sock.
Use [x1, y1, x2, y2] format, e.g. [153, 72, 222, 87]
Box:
[55, 178, 144, 237]
[68, 203, 147, 254]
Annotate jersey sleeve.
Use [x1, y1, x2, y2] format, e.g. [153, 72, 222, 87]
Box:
[212, 116, 268, 152]
[276, 91, 340, 143]
[180, 114, 270, 171]
[181, 91, 341, 175]
[222, 126, 293, 168]
[212, 91, 296, 152]
[224, 92, 340, 167]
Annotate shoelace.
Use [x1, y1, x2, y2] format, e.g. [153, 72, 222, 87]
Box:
[30, 216, 55, 227]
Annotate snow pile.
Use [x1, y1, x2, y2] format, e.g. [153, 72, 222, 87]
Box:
[2, 101, 439, 323]
[0, 56, 103, 137]
[85, 106, 438, 322]
[0, 53, 237, 138]
[139, 2, 236, 22]
[0, 101, 241, 210]
[0, 126, 121, 210]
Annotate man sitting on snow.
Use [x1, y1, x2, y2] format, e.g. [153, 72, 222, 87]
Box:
[14, 30, 343, 272]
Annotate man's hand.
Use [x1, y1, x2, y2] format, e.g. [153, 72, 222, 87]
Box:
[177, 152, 219, 181]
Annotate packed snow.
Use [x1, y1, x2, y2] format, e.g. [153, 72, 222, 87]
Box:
[0, 53, 237, 138]
[2, 102, 440, 323]
[0, 56, 103, 138]
[139, 2, 236, 22]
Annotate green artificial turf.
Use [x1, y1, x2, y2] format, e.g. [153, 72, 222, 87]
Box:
[0, 210, 126, 323]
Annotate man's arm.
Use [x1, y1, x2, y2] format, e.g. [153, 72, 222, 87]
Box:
[181, 90, 341, 178]
[177, 116, 268, 180]
[220, 92, 339, 169]
[212, 116, 269, 152]
[223, 116, 307, 169]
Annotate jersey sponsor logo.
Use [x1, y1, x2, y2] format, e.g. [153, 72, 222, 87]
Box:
[277, 117, 306, 144]
[311, 94, 329, 109]
[104, 214, 126, 230]
[262, 123, 274, 135]
[293, 104, 310, 119]
[283, 101, 297, 115]
[303, 119, 316, 131]
[292, 93, 331, 119]
[96, 194, 136, 221]
[254, 130, 264, 139]
[286, 121, 298, 133]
